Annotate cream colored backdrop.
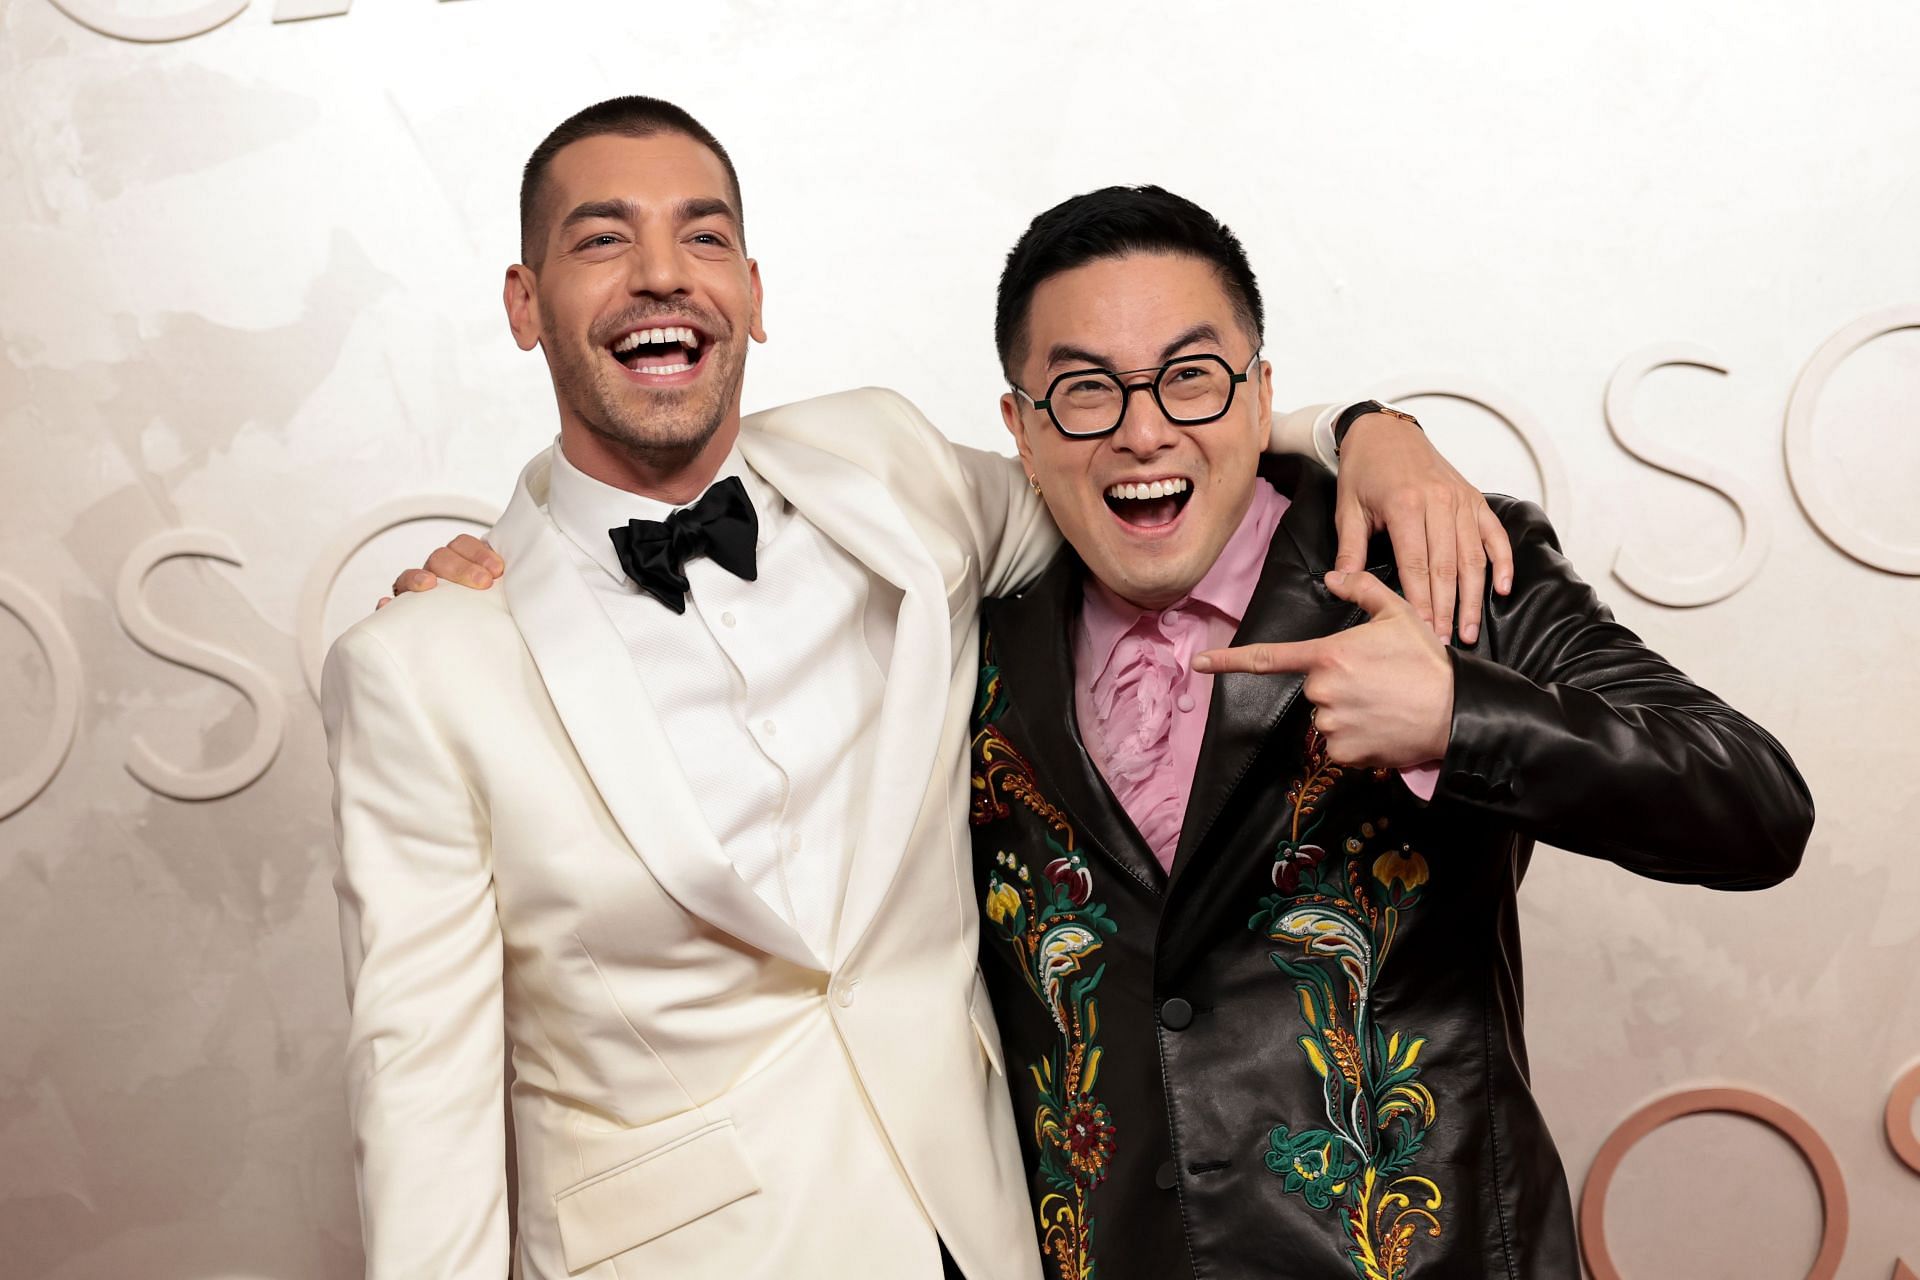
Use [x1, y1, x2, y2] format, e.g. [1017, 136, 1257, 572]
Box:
[1, 1, 1916, 1277]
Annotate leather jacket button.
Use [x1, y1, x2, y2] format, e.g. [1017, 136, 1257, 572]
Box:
[1154, 1160, 1177, 1190]
[1490, 778, 1516, 802]
[1160, 997, 1194, 1031]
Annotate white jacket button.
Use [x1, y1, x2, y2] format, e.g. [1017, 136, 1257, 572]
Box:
[835, 977, 860, 1008]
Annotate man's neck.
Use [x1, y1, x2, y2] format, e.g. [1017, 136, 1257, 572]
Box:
[558, 416, 742, 507]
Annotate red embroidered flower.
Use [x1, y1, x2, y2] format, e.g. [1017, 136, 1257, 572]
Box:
[1272, 843, 1328, 894]
[1063, 1093, 1116, 1184]
[1045, 854, 1094, 906]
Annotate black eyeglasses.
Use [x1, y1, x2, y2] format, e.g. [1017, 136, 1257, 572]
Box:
[1013, 351, 1260, 439]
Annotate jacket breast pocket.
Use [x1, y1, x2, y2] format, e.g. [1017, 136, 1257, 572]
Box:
[553, 1118, 761, 1272]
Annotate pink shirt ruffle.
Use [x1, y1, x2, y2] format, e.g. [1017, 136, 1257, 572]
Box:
[1073, 482, 1437, 873]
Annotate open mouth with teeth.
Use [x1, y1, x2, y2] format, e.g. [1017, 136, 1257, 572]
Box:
[609, 323, 708, 381]
[1103, 477, 1194, 529]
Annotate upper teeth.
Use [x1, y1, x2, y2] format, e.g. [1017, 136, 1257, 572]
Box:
[1105, 478, 1192, 501]
[615, 325, 700, 353]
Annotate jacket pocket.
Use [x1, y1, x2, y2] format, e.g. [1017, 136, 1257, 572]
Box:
[969, 970, 1006, 1077]
[553, 1118, 760, 1272]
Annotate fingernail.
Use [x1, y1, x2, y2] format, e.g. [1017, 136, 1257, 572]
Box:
[1498, 575, 1512, 593]
[1192, 654, 1215, 673]
[1462, 623, 1478, 644]
[1325, 570, 1345, 586]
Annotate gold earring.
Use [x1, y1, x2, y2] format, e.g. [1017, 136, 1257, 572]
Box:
[1027, 473, 1043, 497]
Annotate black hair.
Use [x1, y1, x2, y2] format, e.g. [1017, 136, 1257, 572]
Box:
[519, 95, 742, 264]
[994, 184, 1263, 380]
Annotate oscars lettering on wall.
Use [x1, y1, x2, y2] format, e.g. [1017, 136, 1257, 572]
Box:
[4, 304, 1912, 821]
[43, 0, 464, 45]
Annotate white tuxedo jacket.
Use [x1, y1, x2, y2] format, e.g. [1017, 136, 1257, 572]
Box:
[323, 387, 1339, 1279]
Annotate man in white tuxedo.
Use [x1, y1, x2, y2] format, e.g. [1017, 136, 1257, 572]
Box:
[325, 95, 1511, 1279]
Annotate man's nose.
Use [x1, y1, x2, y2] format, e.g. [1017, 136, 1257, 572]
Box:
[1109, 383, 1180, 456]
[625, 227, 692, 297]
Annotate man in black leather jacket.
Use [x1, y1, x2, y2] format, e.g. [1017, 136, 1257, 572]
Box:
[970, 185, 1813, 1279]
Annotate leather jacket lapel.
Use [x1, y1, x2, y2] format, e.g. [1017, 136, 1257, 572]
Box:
[1168, 458, 1388, 888]
[987, 550, 1166, 898]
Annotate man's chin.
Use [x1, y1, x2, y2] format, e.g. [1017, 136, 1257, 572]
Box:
[1086, 553, 1204, 612]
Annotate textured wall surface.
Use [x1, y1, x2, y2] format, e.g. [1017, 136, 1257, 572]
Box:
[1, 2, 1916, 1277]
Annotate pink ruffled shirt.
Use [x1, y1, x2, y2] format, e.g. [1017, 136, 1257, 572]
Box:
[1073, 482, 1436, 872]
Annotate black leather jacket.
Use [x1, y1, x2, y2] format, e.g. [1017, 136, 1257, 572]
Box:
[968, 458, 1813, 1279]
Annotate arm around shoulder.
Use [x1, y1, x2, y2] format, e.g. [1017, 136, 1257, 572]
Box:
[1437, 497, 1814, 889]
[323, 626, 510, 1276]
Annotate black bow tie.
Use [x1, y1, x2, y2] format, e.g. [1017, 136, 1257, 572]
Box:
[608, 475, 758, 613]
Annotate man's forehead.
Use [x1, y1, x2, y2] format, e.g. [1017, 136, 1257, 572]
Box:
[1029, 255, 1242, 364]
[547, 132, 734, 210]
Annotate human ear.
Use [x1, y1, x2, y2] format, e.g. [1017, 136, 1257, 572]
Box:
[748, 259, 767, 343]
[504, 265, 541, 352]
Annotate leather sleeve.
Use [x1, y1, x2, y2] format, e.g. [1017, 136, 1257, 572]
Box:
[1438, 496, 1813, 889]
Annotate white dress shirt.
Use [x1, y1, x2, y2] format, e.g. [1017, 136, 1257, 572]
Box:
[546, 441, 886, 964]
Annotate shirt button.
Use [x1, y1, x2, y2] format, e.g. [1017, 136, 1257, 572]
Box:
[1160, 997, 1194, 1031]
[721, 610, 737, 628]
[835, 977, 860, 1008]
[1162, 608, 1182, 625]
[1176, 693, 1196, 714]
[788, 831, 803, 852]
[762, 719, 778, 737]
[1154, 1160, 1177, 1190]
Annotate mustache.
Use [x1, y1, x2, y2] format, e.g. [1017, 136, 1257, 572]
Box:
[593, 304, 728, 346]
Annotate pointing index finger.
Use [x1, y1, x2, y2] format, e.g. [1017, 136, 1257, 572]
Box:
[1193, 636, 1332, 676]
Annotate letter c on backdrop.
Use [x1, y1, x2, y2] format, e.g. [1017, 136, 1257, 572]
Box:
[298, 495, 500, 701]
[1784, 304, 1920, 575]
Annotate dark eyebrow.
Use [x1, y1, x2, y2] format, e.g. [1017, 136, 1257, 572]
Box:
[1044, 343, 1114, 371]
[1157, 323, 1224, 363]
[676, 197, 739, 227]
[559, 197, 740, 232]
[560, 198, 637, 230]
[1045, 323, 1227, 374]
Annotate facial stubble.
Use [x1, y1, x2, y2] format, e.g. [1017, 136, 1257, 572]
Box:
[547, 316, 746, 472]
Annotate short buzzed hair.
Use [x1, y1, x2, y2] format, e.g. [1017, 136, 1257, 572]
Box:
[995, 185, 1264, 381]
[519, 95, 744, 264]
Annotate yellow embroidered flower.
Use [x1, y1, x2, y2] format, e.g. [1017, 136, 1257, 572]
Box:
[1373, 848, 1429, 892]
[985, 878, 1021, 924]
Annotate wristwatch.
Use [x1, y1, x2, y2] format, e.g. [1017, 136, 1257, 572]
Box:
[1334, 400, 1422, 453]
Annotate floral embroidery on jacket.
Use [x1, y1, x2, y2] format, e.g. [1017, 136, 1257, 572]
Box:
[1248, 727, 1444, 1280]
[974, 643, 1115, 1280]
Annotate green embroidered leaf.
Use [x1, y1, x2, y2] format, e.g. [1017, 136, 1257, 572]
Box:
[1264, 1124, 1360, 1212]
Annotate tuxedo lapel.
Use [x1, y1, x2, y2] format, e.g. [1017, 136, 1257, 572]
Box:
[491, 451, 820, 972]
[1168, 459, 1384, 889]
[738, 429, 951, 964]
[986, 552, 1165, 898]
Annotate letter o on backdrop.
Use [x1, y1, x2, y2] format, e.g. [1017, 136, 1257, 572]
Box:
[0, 575, 83, 822]
[1579, 1087, 1848, 1280]
[1370, 377, 1574, 532]
[46, 0, 248, 43]
[1887, 1059, 1920, 1177]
